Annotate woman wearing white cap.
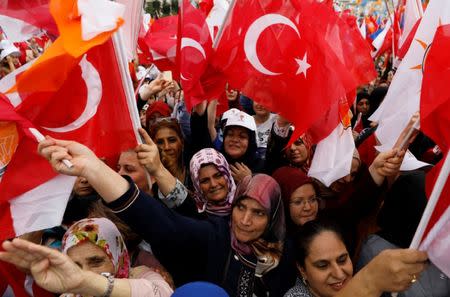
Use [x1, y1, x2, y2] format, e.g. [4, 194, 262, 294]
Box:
[0, 39, 21, 78]
[221, 108, 265, 183]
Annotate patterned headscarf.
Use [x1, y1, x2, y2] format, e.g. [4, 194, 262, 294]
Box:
[190, 148, 236, 216]
[62, 218, 130, 278]
[231, 174, 285, 275]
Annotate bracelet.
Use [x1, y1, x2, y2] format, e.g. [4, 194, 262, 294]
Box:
[100, 272, 115, 297]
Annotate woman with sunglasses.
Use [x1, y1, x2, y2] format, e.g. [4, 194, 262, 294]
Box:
[35, 137, 297, 296]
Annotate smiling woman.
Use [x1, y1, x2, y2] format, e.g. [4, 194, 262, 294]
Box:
[284, 220, 352, 297]
[190, 148, 236, 216]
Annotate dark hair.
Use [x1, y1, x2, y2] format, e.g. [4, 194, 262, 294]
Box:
[294, 220, 346, 267]
[148, 118, 184, 142]
[222, 125, 257, 165]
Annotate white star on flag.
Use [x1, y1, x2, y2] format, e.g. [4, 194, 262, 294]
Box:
[295, 53, 311, 77]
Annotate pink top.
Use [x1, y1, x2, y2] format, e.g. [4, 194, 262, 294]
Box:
[129, 268, 173, 297]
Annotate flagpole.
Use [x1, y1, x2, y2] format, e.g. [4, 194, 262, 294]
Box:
[415, 0, 424, 17]
[410, 150, 450, 248]
[392, 149, 450, 297]
[383, 0, 395, 64]
[112, 28, 154, 187]
[212, 0, 236, 49]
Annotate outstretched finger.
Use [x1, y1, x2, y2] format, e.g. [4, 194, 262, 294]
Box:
[399, 249, 428, 264]
[37, 138, 57, 155]
[136, 143, 151, 153]
[138, 128, 155, 146]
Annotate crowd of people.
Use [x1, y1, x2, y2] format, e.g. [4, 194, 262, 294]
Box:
[0, 26, 448, 297]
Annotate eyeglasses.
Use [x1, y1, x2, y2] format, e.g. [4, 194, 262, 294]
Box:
[148, 116, 178, 127]
[289, 197, 320, 208]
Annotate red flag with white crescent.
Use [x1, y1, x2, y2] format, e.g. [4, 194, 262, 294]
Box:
[212, 0, 375, 143]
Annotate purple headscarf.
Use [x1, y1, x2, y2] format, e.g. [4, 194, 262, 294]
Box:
[190, 148, 236, 216]
[231, 174, 285, 275]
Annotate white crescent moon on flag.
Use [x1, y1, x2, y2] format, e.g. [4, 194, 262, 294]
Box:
[181, 37, 207, 59]
[42, 55, 102, 133]
[244, 14, 300, 76]
[180, 37, 207, 81]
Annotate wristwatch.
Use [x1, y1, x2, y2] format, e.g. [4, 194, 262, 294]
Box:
[100, 272, 115, 297]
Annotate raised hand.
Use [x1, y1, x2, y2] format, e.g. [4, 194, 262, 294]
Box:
[0, 239, 84, 294]
[136, 128, 163, 176]
[369, 149, 405, 186]
[230, 162, 252, 184]
[37, 136, 100, 178]
[364, 249, 428, 293]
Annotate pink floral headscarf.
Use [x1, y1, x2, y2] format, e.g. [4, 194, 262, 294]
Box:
[190, 148, 236, 216]
[62, 218, 130, 278]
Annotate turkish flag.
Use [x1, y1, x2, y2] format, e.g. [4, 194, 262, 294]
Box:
[0, 0, 58, 38]
[0, 0, 138, 241]
[0, 258, 53, 297]
[0, 39, 139, 241]
[418, 24, 450, 278]
[212, 0, 375, 143]
[142, 15, 178, 72]
[179, 0, 213, 110]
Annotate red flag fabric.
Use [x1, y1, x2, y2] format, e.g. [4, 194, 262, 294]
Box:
[198, 0, 214, 15]
[398, 17, 421, 59]
[143, 15, 178, 72]
[212, 0, 375, 143]
[420, 24, 450, 236]
[0, 259, 53, 297]
[0, 0, 136, 240]
[179, 0, 213, 110]
[419, 23, 450, 278]
[0, 39, 139, 241]
[0, 0, 58, 38]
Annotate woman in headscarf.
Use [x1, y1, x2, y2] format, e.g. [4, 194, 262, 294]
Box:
[265, 116, 313, 175]
[189, 148, 236, 216]
[145, 101, 172, 128]
[0, 217, 173, 297]
[272, 167, 321, 234]
[272, 147, 405, 257]
[35, 136, 297, 296]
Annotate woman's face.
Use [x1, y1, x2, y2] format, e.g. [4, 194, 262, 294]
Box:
[285, 139, 309, 166]
[253, 102, 270, 117]
[224, 126, 249, 160]
[154, 127, 183, 164]
[117, 151, 148, 191]
[67, 241, 115, 275]
[198, 164, 229, 202]
[330, 158, 360, 193]
[289, 184, 319, 226]
[356, 99, 370, 116]
[231, 198, 268, 243]
[139, 109, 147, 127]
[73, 176, 94, 196]
[300, 231, 353, 297]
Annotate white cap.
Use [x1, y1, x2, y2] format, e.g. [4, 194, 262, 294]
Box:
[136, 66, 147, 80]
[224, 109, 257, 132]
[0, 39, 20, 61]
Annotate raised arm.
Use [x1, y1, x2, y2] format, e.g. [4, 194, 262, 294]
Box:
[38, 137, 129, 203]
[0, 239, 172, 297]
[335, 249, 428, 297]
